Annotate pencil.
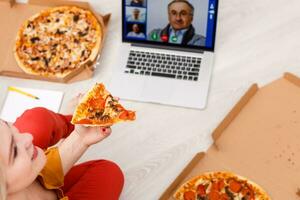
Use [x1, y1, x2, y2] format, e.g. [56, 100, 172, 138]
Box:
[8, 86, 39, 100]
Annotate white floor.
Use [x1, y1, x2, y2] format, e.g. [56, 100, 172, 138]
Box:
[1, 0, 300, 199]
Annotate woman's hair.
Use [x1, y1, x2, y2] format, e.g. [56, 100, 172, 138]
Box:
[0, 160, 6, 200]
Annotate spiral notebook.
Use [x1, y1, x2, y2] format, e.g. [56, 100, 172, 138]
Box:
[0, 86, 64, 122]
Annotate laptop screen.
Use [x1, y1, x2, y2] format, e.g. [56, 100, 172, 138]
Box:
[122, 0, 218, 51]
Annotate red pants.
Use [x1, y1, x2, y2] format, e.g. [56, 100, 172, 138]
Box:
[14, 107, 124, 200]
[62, 160, 124, 200]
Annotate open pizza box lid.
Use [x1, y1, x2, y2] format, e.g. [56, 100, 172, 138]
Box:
[160, 72, 300, 200]
[0, 0, 110, 83]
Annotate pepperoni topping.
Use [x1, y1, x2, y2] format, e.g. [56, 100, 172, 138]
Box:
[211, 181, 219, 191]
[220, 193, 229, 200]
[183, 191, 196, 200]
[208, 190, 220, 200]
[196, 184, 206, 196]
[89, 97, 106, 108]
[218, 180, 225, 191]
[211, 180, 226, 192]
[229, 179, 242, 193]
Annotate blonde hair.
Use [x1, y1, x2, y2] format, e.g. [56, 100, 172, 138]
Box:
[0, 160, 6, 200]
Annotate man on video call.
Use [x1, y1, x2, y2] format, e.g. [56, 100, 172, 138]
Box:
[127, 24, 146, 38]
[126, 8, 146, 22]
[148, 0, 206, 46]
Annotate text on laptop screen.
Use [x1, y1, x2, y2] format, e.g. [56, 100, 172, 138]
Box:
[122, 0, 218, 50]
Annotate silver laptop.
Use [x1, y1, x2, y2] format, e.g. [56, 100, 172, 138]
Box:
[109, 0, 218, 109]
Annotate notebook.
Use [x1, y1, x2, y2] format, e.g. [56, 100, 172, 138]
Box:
[0, 86, 64, 122]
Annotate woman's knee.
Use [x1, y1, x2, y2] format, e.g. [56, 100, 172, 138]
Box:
[92, 160, 124, 186]
[14, 107, 55, 148]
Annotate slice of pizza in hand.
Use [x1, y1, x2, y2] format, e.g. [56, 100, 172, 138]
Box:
[71, 83, 135, 126]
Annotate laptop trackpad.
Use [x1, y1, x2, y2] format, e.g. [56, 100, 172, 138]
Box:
[141, 79, 173, 102]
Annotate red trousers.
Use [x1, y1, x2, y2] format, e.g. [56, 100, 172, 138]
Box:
[14, 107, 124, 200]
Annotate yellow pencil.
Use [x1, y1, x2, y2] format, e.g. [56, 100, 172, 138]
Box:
[8, 86, 39, 100]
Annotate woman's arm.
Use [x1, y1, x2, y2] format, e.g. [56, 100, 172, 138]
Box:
[57, 125, 111, 175]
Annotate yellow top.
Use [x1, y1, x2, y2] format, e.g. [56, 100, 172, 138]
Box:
[38, 147, 68, 200]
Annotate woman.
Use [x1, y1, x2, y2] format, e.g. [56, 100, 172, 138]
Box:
[0, 104, 124, 199]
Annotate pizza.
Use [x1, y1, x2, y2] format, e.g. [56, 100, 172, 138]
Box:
[174, 172, 270, 200]
[71, 83, 136, 126]
[14, 6, 102, 78]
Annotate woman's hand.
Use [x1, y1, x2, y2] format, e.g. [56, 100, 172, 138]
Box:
[62, 92, 119, 147]
[74, 125, 111, 147]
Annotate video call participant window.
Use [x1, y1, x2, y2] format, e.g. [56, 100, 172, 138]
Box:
[147, 0, 208, 47]
[126, 7, 146, 23]
[126, 23, 146, 39]
[126, 0, 147, 7]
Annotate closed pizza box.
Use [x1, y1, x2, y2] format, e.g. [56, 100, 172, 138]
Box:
[0, 0, 110, 83]
[160, 72, 300, 200]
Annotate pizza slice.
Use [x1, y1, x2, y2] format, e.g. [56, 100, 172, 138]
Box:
[71, 83, 135, 126]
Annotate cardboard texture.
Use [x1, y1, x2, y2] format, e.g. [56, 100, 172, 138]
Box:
[0, 0, 110, 83]
[160, 72, 300, 200]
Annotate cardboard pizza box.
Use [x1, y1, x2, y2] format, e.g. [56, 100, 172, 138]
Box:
[0, 0, 110, 83]
[160, 72, 300, 200]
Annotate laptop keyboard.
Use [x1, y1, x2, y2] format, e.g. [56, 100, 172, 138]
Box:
[124, 50, 201, 81]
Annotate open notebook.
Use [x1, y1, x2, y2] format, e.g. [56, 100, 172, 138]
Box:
[0, 86, 64, 122]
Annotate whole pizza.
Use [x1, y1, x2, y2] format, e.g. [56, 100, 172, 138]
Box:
[174, 172, 270, 200]
[14, 6, 102, 78]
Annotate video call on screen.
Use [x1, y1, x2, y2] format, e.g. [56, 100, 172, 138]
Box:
[124, 0, 216, 48]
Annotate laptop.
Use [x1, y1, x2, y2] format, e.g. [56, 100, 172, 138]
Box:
[109, 0, 218, 109]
